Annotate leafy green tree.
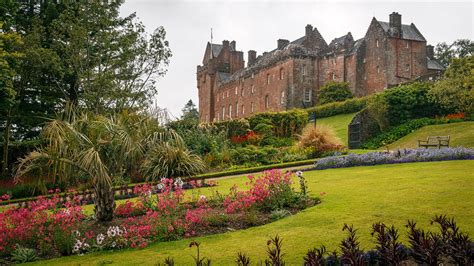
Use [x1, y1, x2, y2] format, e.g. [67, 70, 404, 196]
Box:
[318, 81, 353, 104]
[435, 39, 474, 68]
[429, 55, 474, 114]
[0, 24, 24, 178]
[181, 99, 199, 121]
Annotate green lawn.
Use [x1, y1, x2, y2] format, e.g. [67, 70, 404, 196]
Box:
[31, 160, 474, 265]
[387, 121, 474, 149]
[314, 113, 356, 145]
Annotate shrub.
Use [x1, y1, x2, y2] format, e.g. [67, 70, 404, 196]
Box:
[11, 245, 39, 263]
[382, 82, 440, 126]
[248, 109, 308, 138]
[298, 125, 343, 154]
[314, 147, 474, 170]
[318, 81, 353, 104]
[306, 96, 369, 118]
[213, 119, 250, 138]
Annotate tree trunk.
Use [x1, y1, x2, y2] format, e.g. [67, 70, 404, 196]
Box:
[94, 181, 115, 222]
[1, 110, 12, 179]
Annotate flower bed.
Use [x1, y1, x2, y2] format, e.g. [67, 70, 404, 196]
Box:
[315, 147, 474, 170]
[0, 170, 316, 263]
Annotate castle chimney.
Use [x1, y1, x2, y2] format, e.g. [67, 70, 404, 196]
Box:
[230, 40, 236, 50]
[426, 45, 434, 59]
[389, 12, 402, 38]
[305, 24, 313, 38]
[222, 40, 230, 47]
[277, 39, 289, 50]
[248, 50, 256, 67]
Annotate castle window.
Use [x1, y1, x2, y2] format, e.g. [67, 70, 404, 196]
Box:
[251, 85, 255, 94]
[304, 88, 311, 103]
[405, 41, 409, 48]
[235, 87, 238, 95]
[241, 87, 245, 97]
[236, 103, 239, 117]
[217, 112, 220, 121]
[222, 106, 225, 120]
[363, 58, 366, 63]
[376, 39, 379, 47]
[280, 91, 285, 105]
[265, 95, 270, 109]
[405, 64, 410, 71]
[242, 105, 245, 115]
[377, 66, 380, 73]
[302, 64, 307, 75]
[332, 73, 336, 80]
[251, 73, 254, 79]
[251, 102, 254, 113]
[280, 68, 284, 80]
[226, 91, 229, 98]
[267, 74, 270, 84]
[229, 104, 232, 119]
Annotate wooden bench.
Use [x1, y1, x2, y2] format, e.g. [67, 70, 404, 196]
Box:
[418, 136, 450, 148]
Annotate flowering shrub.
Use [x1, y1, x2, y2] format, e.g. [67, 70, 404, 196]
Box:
[115, 200, 146, 218]
[1, 176, 315, 261]
[230, 131, 260, 144]
[0, 194, 85, 257]
[445, 112, 465, 119]
[223, 169, 296, 213]
[315, 147, 474, 170]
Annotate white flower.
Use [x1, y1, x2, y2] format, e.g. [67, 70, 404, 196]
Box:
[96, 233, 105, 245]
[73, 230, 81, 237]
[296, 171, 303, 178]
[157, 183, 164, 190]
[199, 195, 206, 201]
[174, 178, 184, 188]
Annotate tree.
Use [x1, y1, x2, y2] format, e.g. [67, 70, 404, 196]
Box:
[435, 39, 474, 68]
[15, 110, 204, 222]
[0, 24, 24, 178]
[428, 55, 474, 114]
[318, 81, 353, 104]
[181, 99, 199, 121]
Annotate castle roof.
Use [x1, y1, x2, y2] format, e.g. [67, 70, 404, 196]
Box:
[377, 21, 426, 42]
[427, 57, 444, 70]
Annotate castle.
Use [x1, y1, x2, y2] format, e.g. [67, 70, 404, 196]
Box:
[196, 12, 444, 123]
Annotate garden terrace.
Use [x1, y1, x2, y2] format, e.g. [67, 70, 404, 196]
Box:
[19, 160, 474, 265]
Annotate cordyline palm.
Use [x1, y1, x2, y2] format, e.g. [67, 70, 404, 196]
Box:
[15, 110, 204, 222]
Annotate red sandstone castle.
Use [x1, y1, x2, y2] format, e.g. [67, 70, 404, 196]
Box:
[196, 12, 444, 123]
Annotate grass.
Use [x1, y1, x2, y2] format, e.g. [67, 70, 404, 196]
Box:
[386, 121, 474, 150]
[29, 160, 474, 265]
[313, 112, 356, 145]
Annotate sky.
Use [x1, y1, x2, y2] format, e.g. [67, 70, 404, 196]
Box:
[120, 0, 473, 118]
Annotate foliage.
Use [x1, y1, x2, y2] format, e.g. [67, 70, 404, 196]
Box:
[318, 81, 353, 104]
[435, 39, 473, 67]
[371, 222, 408, 265]
[14, 111, 202, 221]
[314, 147, 474, 170]
[265, 235, 285, 266]
[248, 109, 308, 138]
[306, 96, 368, 118]
[298, 125, 343, 154]
[429, 55, 474, 114]
[361, 117, 464, 149]
[189, 241, 211, 266]
[10, 245, 39, 263]
[181, 100, 199, 122]
[0, 1, 172, 178]
[383, 82, 440, 126]
[213, 119, 250, 138]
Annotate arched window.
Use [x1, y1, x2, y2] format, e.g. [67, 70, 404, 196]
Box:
[279, 68, 284, 80]
[280, 91, 285, 105]
[265, 95, 270, 109]
[267, 74, 270, 84]
[229, 104, 232, 119]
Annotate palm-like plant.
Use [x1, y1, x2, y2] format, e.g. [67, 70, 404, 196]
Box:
[15, 109, 205, 222]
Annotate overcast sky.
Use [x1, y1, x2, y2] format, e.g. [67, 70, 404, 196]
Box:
[120, 0, 473, 118]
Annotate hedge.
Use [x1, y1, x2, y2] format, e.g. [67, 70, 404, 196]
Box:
[361, 118, 466, 149]
[248, 109, 308, 138]
[306, 96, 369, 118]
